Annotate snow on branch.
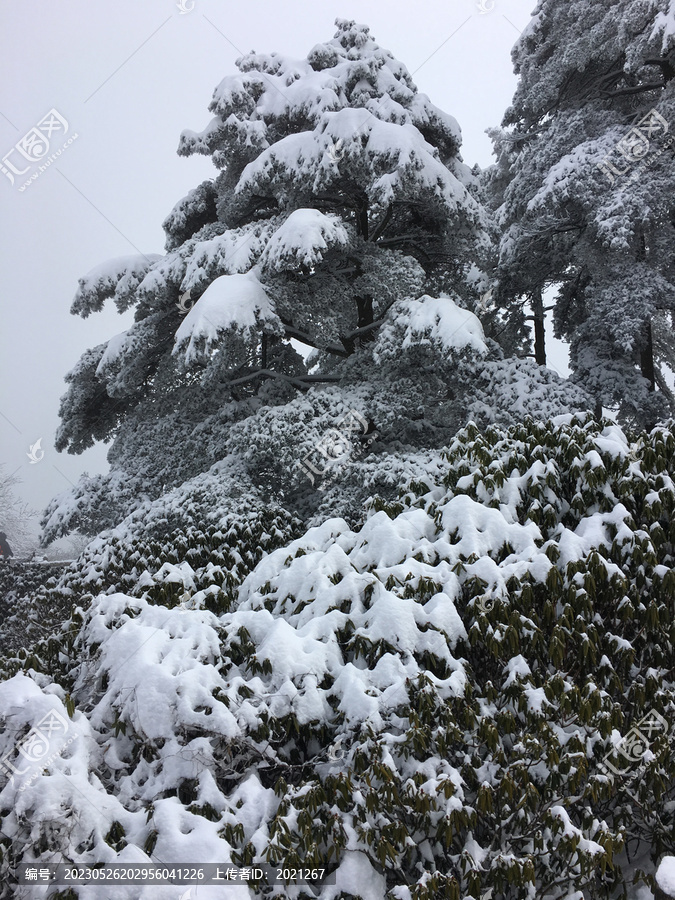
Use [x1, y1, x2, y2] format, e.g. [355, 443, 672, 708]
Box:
[172, 272, 283, 365]
[71, 254, 163, 318]
[260, 209, 351, 274]
[374, 294, 488, 361]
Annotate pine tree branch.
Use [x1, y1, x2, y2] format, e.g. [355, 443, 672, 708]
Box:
[280, 320, 350, 357]
[370, 204, 394, 243]
[282, 299, 399, 359]
[223, 368, 341, 390]
[601, 80, 666, 98]
[496, 127, 547, 143]
[373, 236, 433, 265]
[643, 56, 675, 79]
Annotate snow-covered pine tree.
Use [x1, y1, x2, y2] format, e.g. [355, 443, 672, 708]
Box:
[43, 19, 588, 544]
[486, 0, 675, 429]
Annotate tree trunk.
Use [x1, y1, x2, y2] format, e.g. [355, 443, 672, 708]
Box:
[640, 319, 655, 391]
[356, 295, 374, 348]
[532, 286, 546, 366]
[357, 197, 369, 241]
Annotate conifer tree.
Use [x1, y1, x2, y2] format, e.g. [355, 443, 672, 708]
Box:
[45, 19, 586, 543]
[487, 0, 675, 428]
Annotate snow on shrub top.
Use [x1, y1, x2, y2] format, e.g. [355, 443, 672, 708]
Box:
[3, 415, 675, 899]
[656, 856, 675, 898]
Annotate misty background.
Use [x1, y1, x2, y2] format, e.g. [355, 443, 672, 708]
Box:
[1, 0, 562, 552]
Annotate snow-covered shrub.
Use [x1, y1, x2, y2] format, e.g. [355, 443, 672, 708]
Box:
[2, 415, 674, 899]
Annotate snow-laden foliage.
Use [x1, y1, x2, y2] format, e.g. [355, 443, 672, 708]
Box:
[485, 0, 675, 427]
[45, 19, 589, 544]
[3, 415, 674, 899]
[42, 313, 589, 547]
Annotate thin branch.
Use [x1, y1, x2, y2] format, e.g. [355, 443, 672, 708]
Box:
[375, 234, 424, 245]
[281, 321, 350, 358]
[601, 80, 665, 98]
[223, 368, 341, 391]
[643, 56, 675, 72]
[371, 204, 394, 243]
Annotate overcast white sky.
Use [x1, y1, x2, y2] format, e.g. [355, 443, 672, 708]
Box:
[1, 0, 555, 547]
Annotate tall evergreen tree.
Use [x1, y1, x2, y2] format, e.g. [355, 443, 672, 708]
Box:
[44, 19, 586, 543]
[487, 0, 675, 428]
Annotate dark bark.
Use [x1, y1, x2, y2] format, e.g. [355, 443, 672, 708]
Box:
[355, 295, 375, 347]
[532, 286, 546, 366]
[279, 319, 350, 358]
[224, 369, 341, 391]
[371, 204, 393, 242]
[640, 319, 656, 391]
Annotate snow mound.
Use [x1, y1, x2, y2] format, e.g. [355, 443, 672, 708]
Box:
[260, 209, 350, 273]
[173, 273, 282, 363]
[374, 294, 488, 360]
[657, 857, 675, 898]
